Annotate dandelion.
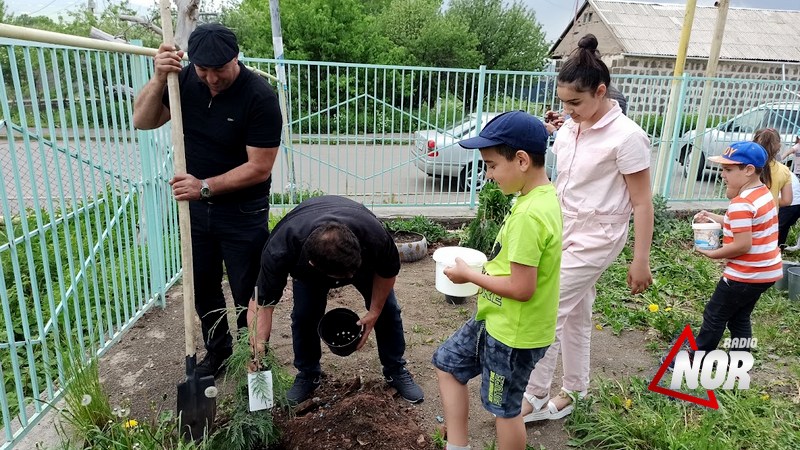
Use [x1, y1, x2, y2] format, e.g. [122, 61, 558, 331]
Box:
[117, 408, 129, 418]
[595, 324, 604, 330]
[80, 394, 92, 406]
[204, 386, 218, 398]
[124, 419, 138, 429]
[648, 304, 659, 313]
[624, 398, 633, 410]
[761, 394, 770, 401]
[665, 307, 672, 312]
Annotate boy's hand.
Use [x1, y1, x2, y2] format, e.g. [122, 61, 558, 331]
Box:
[694, 210, 713, 223]
[443, 258, 473, 284]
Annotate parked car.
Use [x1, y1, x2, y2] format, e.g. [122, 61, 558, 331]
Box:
[412, 112, 501, 191]
[678, 102, 800, 180]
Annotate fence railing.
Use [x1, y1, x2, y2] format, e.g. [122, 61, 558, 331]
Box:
[2, 29, 800, 447]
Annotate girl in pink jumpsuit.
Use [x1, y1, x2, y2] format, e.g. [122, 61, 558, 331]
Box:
[521, 34, 654, 421]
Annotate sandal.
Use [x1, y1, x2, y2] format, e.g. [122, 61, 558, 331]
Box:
[522, 392, 551, 423]
[547, 388, 587, 420]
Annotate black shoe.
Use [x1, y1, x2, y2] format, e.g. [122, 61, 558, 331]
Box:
[287, 374, 321, 405]
[385, 370, 424, 404]
[195, 349, 231, 378]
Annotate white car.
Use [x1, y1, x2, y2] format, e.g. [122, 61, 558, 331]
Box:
[678, 102, 800, 180]
[412, 112, 501, 191]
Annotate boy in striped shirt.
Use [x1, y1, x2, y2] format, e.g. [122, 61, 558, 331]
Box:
[692, 141, 781, 355]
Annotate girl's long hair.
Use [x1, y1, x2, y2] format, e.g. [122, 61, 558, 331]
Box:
[754, 128, 781, 188]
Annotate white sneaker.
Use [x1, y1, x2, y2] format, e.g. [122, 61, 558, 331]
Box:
[522, 392, 551, 423]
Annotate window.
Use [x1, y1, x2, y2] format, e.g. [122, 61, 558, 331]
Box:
[763, 108, 800, 134]
[728, 109, 766, 133]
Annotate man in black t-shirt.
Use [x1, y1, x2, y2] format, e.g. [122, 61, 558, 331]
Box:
[133, 24, 282, 377]
[249, 196, 424, 405]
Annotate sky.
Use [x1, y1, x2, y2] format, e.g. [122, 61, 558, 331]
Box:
[4, 0, 800, 42]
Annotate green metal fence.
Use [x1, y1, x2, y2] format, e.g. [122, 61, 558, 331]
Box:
[1, 32, 800, 447]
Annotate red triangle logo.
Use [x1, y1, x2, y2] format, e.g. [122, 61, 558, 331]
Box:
[648, 324, 719, 409]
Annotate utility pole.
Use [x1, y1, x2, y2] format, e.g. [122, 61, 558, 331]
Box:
[652, 0, 698, 196]
[88, 0, 96, 15]
[269, 0, 297, 194]
[684, 0, 730, 196]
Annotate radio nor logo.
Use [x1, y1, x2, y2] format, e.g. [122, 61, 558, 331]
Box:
[648, 325, 754, 409]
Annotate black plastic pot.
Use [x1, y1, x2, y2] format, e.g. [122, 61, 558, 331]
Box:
[318, 308, 364, 357]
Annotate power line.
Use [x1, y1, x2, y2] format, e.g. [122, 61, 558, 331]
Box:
[29, 0, 60, 15]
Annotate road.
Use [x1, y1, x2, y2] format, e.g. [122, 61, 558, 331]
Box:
[1, 137, 724, 216]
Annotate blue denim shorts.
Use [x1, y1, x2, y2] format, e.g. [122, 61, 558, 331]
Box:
[432, 318, 548, 418]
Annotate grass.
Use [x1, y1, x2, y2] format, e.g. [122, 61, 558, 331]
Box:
[567, 198, 800, 448]
[567, 378, 800, 450]
[50, 326, 291, 450]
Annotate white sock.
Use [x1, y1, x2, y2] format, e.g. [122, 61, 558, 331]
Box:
[446, 443, 471, 450]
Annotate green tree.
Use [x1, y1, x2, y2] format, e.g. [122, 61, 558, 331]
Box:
[0, 0, 8, 23]
[376, 0, 479, 68]
[223, 0, 390, 63]
[447, 0, 549, 71]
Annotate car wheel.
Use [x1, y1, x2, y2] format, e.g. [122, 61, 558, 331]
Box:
[694, 153, 707, 181]
[458, 162, 486, 192]
[683, 148, 707, 181]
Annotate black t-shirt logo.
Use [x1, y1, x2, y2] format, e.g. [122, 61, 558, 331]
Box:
[488, 242, 501, 261]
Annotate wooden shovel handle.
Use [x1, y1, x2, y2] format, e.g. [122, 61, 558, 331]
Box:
[159, 0, 196, 358]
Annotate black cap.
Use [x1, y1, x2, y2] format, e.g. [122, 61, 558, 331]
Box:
[187, 23, 239, 68]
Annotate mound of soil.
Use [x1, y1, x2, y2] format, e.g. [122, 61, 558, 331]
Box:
[275, 377, 430, 450]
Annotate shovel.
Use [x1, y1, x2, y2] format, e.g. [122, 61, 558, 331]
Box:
[157, 0, 216, 440]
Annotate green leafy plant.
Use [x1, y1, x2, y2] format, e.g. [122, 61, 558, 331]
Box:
[385, 215, 451, 243]
[461, 182, 513, 254]
[206, 321, 293, 450]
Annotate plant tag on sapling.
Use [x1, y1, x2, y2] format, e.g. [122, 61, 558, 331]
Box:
[247, 370, 274, 412]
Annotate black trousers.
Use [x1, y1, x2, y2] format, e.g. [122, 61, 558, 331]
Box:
[694, 277, 772, 353]
[291, 277, 407, 379]
[189, 198, 270, 354]
[778, 204, 800, 246]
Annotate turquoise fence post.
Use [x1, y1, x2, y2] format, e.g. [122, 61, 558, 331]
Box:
[468, 65, 487, 209]
[130, 42, 168, 309]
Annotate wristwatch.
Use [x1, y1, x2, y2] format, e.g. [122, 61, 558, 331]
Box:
[200, 179, 212, 199]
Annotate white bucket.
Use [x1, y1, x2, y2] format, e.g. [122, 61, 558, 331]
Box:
[432, 247, 487, 297]
[692, 219, 722, 250]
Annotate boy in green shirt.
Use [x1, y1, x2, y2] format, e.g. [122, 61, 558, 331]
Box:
[432, 111, 562, 450]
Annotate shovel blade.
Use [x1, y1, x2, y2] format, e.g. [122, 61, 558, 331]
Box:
[177, 356, 217, 441]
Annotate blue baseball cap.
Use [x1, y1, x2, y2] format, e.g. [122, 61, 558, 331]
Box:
[708, 141, 768, 168]
[458, 111, 548, 155]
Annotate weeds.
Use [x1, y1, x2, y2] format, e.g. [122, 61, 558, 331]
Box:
[385, 215, 452, 243]
[567, 377, 800, 449]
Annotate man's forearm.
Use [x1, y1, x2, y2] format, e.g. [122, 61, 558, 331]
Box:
[206, 155, 276, 195]
[133, 78, 168, 130]
[368, 275, 395, 315]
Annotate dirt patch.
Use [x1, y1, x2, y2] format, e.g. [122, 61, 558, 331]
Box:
[99, 256, 658, 450]
[275, 378, 429, 450]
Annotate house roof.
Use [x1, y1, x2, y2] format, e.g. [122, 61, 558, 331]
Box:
[551, 0, 800, 62]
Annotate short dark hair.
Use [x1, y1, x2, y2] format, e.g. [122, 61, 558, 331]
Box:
[303, 222, 361, 277]
[486, 144, 545, 167]
[557, 34, 611, 94]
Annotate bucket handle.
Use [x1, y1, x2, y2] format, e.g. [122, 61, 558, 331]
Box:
[692, 214, 717, 225]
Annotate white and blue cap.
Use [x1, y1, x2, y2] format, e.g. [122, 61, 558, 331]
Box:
[458, 110, 548, 155]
